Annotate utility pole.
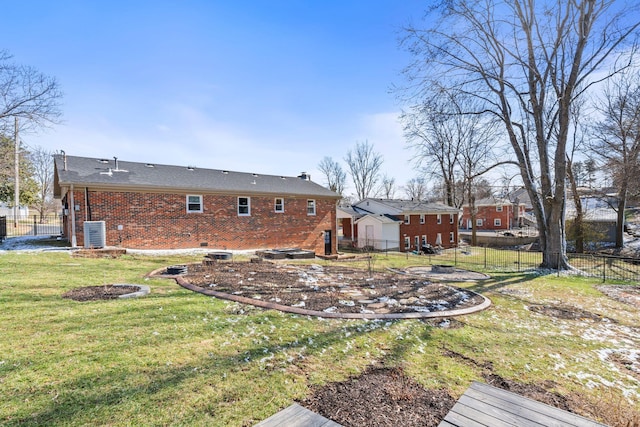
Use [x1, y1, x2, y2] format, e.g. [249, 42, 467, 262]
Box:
[14, 117, 19, 228]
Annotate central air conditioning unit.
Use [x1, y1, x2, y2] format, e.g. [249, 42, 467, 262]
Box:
[84, 221, 106, 248]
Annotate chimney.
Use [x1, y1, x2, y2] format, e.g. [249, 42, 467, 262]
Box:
[61, 150, 67, 171]
[114, 157, 119, 170]
[298, 172, 310, 181]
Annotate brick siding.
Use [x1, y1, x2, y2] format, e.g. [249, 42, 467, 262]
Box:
[399, 213, 458, 251]
[62, 189, 336, 252]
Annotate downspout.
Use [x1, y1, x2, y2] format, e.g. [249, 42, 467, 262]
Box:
[85, 188, 92, 221]
[70, 185, 77, 247]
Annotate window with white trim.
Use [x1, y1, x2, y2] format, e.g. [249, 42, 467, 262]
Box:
[186, 195, 203, 213]
[421, 235, 427, 246]
[238, 197, 251, 216]
[404, 236, 410, 250]
[476, 219, 483, 226]
[404, 215, 410, 224]
[274, 197, 284, 213]
[449, 232, 455, 243]
[437, 214, 442, 224]
[414, 236, 420, 248]
[420, 214, 425, 224]
[450, 214, 454, 224]
[494, 218, 502, 226]
[496, 205, 503, 212]
[307, 199, 316, 215]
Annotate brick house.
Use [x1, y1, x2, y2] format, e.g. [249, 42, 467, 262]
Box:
[460, 197, 526, 231]
[53, 155, 340, 253]
[340, 198, 460, 251]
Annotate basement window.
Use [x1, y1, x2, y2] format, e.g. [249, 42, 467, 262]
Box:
[238, 197, 251, 216]
[187, 195, 203, 213]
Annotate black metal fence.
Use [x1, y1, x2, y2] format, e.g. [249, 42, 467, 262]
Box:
[0, 214, 62, 238]
[339, 238, 640, 283]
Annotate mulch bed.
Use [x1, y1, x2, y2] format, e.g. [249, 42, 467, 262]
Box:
[180, 261, 485, 315]
[62, 285, 140, 301]
[302, 365, 455, 427]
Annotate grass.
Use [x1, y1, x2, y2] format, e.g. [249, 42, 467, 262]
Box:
[0, 250, 639, 426]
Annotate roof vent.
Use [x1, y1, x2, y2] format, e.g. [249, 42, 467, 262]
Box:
[298, 172, 310, 181]
[98, 159, 109, 164]
[252, 173, 259, 177]
[145, 163, 155, 168]
[222, 170, 229, 174]
[187, 166, 195, 171]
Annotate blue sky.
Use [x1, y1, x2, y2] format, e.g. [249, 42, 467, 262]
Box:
[3, 1, 428, 197]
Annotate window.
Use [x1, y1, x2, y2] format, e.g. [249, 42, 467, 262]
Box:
[187, 195, 203, 213]
[238, 197, 250, 216]
[450, 214, 454, 224]
[450, 232, 455, 243]
[494, 218, 502, 227]
[404, 215, 410, 224]
[307, 199, 316, 215]
[496, 205, 503, 212]
[420, 214, 425, 224]
[421, 235, 427, 246]
[437, 214, 442, 224]
[274, 197, 284, 213]
[414, 236, 420, 248]
[404, 236, 411, 250]
[476, 219, 483, 226]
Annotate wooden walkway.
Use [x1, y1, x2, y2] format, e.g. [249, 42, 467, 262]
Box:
[439, 381, 608, 427]
[255, 403, 342, 427]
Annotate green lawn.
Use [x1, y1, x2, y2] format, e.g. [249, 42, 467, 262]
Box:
[0, 250, 638, 426]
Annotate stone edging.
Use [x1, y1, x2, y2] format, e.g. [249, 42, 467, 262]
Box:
[173, 276, 491, 320]
[113, 284, 151, 299]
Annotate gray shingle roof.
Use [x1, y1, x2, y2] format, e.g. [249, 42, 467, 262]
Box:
[355, 198, 459, 214]
[54, 155, 340, 198]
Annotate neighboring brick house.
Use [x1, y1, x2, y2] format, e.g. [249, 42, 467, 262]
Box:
[53, 155, 340, 253]
[460, 198, 526, 231]
[342, 198, 460, 251]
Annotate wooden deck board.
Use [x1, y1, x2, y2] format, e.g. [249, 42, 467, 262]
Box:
[439, 381, 608, 427]
[255, 403, 342, 427]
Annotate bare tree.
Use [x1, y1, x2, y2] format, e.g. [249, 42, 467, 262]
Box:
[400, 0, 640, 269]
[344, 140, 383, 201]
[380, 174, 397, 199]
[404, 177, 428, 201]
[1, 50, 63, 133]
[317, 156, 346, 196]
[401, 94, 461, 207]
[28, 146, 56, 222]
[590, 68, 640, 248]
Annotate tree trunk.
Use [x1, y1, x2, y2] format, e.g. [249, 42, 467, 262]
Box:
[615, 185, 627, 248]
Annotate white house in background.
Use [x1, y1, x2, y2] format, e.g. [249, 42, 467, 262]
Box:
[0, 203, 29, 218]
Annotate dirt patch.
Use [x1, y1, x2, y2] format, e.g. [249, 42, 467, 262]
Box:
[598, 285, 640, 309]
[179, 261, 486, 315]
[62, 285, 140, 301]
[527, 304, 607, 321]
[302, 365, 455, 427]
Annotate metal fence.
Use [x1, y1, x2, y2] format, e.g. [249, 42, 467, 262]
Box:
[0, 214, 62, 238]
[339, 238, 640, 283]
